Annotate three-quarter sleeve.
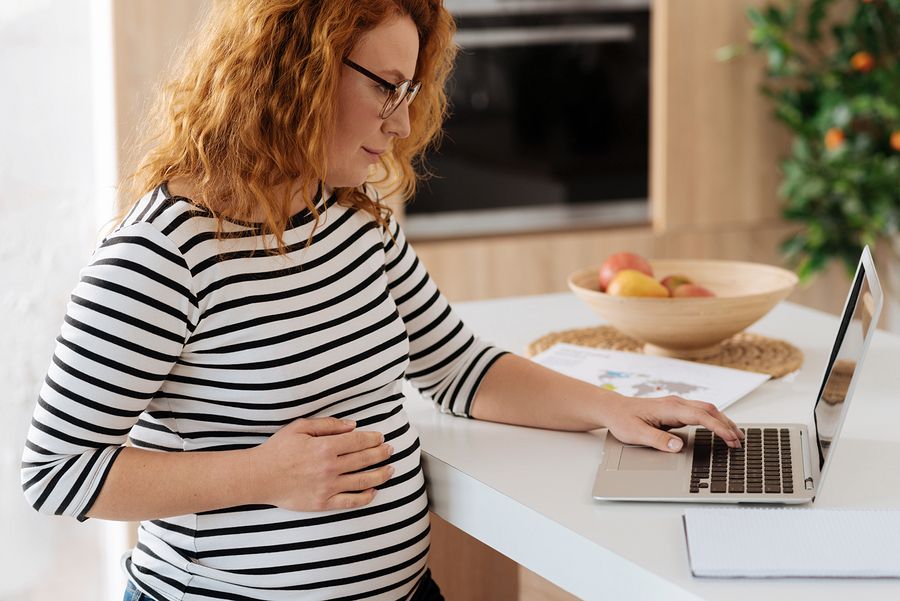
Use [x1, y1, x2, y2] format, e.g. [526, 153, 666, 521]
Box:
[382, 217, 508, 417]
[21, 222, 194, 520]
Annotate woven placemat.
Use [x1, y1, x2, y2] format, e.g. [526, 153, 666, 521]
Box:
[822, 359, 854, 404]
[525, 326, 803, 378]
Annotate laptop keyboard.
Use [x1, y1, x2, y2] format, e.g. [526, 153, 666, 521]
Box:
[689, 428, 794, 495]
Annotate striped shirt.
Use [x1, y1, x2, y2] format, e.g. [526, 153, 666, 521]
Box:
[21, 183, 508, 601]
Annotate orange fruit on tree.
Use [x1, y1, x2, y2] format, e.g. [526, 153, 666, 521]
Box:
[824, 128, 845, 150]
[850, 51, 875, 73]
[891, 131, 900, 152]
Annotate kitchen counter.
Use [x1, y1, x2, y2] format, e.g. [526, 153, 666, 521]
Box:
[403, 292, 900, 600]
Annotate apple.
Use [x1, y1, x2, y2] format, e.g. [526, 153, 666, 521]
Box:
[660, 274, 692, 296]
[599, 252, 653, 291]
[672, 283, 716, 298]
[606, 270, 669, 298]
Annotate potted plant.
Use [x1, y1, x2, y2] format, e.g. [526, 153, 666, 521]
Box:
[719, 0, 900, 303]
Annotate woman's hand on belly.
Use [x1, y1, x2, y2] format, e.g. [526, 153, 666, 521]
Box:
[247, 417, 395, 512]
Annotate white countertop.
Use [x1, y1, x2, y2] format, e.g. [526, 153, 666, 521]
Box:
[403, 293, 900, 601]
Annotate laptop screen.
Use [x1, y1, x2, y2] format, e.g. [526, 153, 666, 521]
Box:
[812, 262, 879, 470]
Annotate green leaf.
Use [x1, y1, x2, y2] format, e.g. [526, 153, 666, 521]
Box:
[781, 235, 807, 258]
[767, 46, 787, 72]
[747, 7, 766, 28]
[765, 5, 787, 27]
[715, 44, 743, 62]
[806, 0, 832, 43]
[807, 221, 826, 246]
[793, 137, 812, 162]
[832, 103, 852, 128]
[799, 177, 828, 199]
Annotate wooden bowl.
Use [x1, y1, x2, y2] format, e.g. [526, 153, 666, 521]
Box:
[567, 259, 798, 359]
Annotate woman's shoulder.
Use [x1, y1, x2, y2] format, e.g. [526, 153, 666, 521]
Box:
[113, 182, 220, 245]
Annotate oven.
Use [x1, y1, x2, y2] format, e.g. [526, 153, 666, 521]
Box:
[405, 0, 652, 239]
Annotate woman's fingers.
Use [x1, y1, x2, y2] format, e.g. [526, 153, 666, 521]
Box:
[611, 396, 744, 453]
[625, 420, 687, 452]
[334, 465, 395, 494]
[291, 416, 357, 436]
[331, 429, 386, 455]
[323, 489, 379, 511]
[337, 443, 394, 474]
[658, 401, 742, 448]
[682, 400, 743, 439]
[685, 408, 742, 448]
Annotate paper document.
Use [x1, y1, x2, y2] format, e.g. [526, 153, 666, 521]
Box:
[683, 507, 900, 578]
[531, 343, 769, 411]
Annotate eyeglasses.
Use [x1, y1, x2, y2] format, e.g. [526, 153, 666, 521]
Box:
[342, 58, 421, 119]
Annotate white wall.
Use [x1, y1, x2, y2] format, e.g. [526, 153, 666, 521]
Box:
[0, 1, 115, 599]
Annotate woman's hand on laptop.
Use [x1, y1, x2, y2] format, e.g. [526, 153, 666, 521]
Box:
[600, 395, 744, 452]
[469, 354, 744, 447]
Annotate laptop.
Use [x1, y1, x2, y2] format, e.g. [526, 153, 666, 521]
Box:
[592, 246, 883, 504]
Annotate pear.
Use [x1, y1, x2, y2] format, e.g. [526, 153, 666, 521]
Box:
[606, 270, 669, 298]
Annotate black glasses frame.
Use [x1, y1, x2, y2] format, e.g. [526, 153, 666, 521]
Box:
[342, 58, 421, 119]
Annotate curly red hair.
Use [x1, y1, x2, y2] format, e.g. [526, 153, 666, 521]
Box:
[119, 0, 456, 250]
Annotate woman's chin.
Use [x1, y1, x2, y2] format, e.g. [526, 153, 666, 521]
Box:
[324, 170, 369, 190]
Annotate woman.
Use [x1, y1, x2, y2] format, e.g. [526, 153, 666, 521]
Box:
[21, 1, 743, 600]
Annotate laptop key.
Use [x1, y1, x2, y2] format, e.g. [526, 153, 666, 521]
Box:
[689, 429, 800, 497]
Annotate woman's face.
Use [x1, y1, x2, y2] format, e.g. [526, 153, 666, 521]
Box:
[326, 15, 419, 189]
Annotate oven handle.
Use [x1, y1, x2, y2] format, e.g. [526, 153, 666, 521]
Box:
[454, 24, 634, 48]
[447, 0, 651, 17]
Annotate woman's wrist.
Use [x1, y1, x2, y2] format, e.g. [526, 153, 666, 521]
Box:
[240, 446, 273, 506]
[586, 386, 627, 430]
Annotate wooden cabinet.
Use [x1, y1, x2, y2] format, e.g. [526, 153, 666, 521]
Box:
[650, 0, 790, 232]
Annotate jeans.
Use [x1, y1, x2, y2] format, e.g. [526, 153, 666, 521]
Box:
[410, 569, 444, 601]
[123, 580, 156, 601]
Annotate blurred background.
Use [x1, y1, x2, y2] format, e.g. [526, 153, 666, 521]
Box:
[1, 1, 897, 600]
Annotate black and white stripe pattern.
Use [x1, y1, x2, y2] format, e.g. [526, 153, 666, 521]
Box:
[21, 183, 507, 601]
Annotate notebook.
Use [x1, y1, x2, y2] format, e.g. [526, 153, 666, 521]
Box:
[592, 246, 883, 503]
[683, 507, 900, 578]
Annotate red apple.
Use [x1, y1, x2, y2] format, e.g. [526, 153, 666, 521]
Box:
[598, 252, 653, 291]
[672, 283, 716, 298]
[660, 274, 692, 296]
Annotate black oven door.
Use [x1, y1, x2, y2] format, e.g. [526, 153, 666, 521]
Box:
[407, 2, 650, 238]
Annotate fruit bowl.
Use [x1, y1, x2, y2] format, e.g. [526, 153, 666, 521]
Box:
[567, 259, 798, 359]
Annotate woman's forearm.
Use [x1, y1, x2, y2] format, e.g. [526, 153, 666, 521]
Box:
[469, 353, 612, 431]
[86, 446, 261, 521]
[84, 417, 392, 520]
[469, 353, 744, 452]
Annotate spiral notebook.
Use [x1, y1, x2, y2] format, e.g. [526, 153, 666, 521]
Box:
[683, 507, 900, 578]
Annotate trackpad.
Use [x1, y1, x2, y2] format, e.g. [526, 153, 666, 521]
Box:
[617, 446, 682, 471]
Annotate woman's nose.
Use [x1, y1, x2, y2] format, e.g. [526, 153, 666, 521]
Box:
[383, 100, 411, 139]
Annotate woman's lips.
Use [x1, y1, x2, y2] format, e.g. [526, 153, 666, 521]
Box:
[362, 147, 384, 164]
